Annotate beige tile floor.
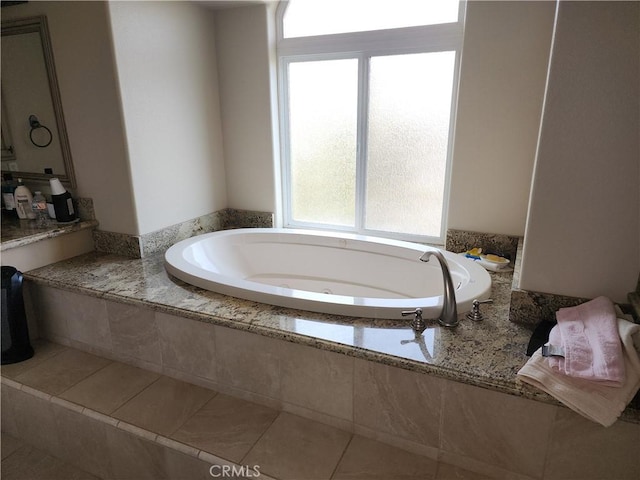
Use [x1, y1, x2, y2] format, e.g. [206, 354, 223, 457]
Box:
[1, 341, 491, 480]
[1, 433, 100, 480]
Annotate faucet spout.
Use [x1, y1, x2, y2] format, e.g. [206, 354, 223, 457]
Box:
[420, 250, 459, 328]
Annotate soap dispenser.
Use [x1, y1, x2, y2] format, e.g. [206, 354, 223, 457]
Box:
[14, 179, 36, 220]
[49, 178, 76, 222]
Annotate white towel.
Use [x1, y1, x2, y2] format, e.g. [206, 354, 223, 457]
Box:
[517, 317, 640, 427]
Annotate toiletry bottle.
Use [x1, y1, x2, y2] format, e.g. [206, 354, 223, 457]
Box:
[31, 191, 49, 228]
[14, 179, 36, 220]
[2, 174, 17, 218]
[49, 178, 76, 222]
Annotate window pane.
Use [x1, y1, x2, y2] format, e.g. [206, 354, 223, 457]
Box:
[288, 59, 358, 226]
[283, 0, 459, 38]
[366, 52, 455, 237]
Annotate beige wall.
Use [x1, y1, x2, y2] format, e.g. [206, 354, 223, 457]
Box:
[448, 1, 555, 236]
[214, 3, 279, 217]
[3, 0, 228, 237]
[217, 1, 554, 237]
[108, 0, 227, 235]
[2, 1, 552, 238]
[6, 1, 636, 302]
[2, 1, 137, 235]
[520, 1, 640, 303]
[1, 229, 95, 273]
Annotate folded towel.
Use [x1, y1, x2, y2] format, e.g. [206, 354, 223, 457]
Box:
[547, 296, 624, 386]
[517, 317, 640, 427]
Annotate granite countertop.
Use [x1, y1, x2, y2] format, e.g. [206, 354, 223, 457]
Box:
[1, 214, 98, 251]
[24, 250, 640, 423]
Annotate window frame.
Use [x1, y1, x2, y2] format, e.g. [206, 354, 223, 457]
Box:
[276, 0, 466, 244]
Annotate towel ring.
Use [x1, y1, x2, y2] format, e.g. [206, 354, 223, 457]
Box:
[28, 114, 53, 148]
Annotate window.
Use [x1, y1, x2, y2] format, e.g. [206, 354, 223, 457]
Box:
[277, 0, 465, 243]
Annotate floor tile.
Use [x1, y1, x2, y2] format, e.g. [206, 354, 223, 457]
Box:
[0, 340, 67, 380]
[112, 375, 216, 436]
[60, 361, 160, 414]
[1, 442, 100, 480]
[1, 433, 25, 460]
[173, 393, 278, 462]
[435, 462, 494, 480]
[332, 435, 438, 479]
[243, 412, 352, 480]
[14, 349, 111, 395]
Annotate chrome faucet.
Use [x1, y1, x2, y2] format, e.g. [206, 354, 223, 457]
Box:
[420, 250, 459, 328]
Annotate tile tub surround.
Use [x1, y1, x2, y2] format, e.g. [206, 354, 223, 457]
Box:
[3, 345, 640, 480]
[17, 251, 640, 478]
[93, 208, 274, 258]
[25, 251, 532, 398]
[1, 342, 496, 480]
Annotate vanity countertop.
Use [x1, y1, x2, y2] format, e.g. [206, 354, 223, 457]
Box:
[1, 214, 98, 251]
[23, 250, 639, 424]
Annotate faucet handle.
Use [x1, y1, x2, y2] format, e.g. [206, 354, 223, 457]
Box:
[402, 308, 426, 333]
[466, 298, 493, 322]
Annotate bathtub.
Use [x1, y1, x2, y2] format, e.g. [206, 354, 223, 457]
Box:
[164, 228, 491, 320]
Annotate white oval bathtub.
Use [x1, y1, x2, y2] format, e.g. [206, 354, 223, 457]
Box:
[164, 228, 491, 320]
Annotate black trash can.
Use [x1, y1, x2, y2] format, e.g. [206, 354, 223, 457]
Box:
[1, 266, 34, 364]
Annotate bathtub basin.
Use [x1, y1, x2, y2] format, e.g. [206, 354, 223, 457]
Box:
[164, 228, 491, 320]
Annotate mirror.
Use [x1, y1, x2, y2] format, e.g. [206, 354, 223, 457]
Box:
[1, 15, 76, 187]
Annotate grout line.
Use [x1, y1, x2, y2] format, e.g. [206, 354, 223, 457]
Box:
[155, 435, 200, 458]
[50, 396, 84, 413]
[539, 405, 560, 480]
[0, 439, 28, 464]
[437, 378, 447, 455]
[328, 432, 355, 480]
[20, 384, 52, 401]
[116, 420, 158, 442]
[110, 374, 163, 417]
[55, 355, 114, 397]
[238, 410, 282, 465]
[0, 376, 21, 389]
[80, 406, 120, 427]
[198, 450, 242, 468]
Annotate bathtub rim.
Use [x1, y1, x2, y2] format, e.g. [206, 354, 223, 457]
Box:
[164, 228, 491, 320]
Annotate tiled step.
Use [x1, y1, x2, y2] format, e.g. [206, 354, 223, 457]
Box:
[0, 340, 489, 480]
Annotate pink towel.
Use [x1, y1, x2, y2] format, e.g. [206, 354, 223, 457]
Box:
[518, 317, 640, 427]
[547, 296, 624, 386]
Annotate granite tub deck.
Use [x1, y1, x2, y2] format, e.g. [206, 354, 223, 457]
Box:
[25, 251, 529, 396]
[22, 250, 639, 418]
[15, 251, 640, 479]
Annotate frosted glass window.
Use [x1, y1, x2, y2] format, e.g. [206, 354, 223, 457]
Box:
[283, 0, 459, 38]
[288, 59, 358, 226]
[278, 1, 464, 242]
[366, 52, 455, 236]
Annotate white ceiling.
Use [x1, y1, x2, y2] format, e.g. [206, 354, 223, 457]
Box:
[196, 0, 271, 10]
